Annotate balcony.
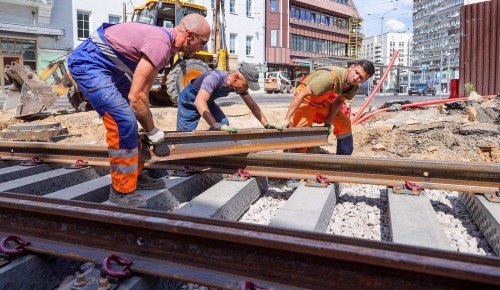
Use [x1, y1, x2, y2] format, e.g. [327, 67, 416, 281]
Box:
[0, 22, 63, 36]
[0, 0, 53, 6]
[290, 18, 349, 36]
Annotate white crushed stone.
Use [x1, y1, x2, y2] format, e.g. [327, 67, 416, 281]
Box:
[327, 183, 389, 241]
[326, 183, 493, 256]
[239, 179, 294, 225]
[425, 189, 494, 256]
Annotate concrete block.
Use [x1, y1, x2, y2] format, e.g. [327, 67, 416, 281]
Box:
[102, 173, 223, 211]
[56, 266, 180, 290]
[0, 164, 52, 183]
[388, 187, 452, 250]
[0, 254, 81, 290]
[45, 175, 112, 202]
[0, 167, 100, 196]
[459, 192, 500, 255]
[269, 183, 336, 232]
[174, 177, 268, 220]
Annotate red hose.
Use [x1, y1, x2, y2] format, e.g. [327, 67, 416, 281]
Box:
[353, 95, 496, 125]
[351, 50, 400, 124]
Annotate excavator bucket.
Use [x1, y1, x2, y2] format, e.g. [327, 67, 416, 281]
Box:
[2, 62, 70, 118]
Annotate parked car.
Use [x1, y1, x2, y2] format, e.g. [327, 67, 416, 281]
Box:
[408, 83, 436, 95]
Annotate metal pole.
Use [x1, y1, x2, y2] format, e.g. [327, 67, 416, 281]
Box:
[440, 47, 442, 99]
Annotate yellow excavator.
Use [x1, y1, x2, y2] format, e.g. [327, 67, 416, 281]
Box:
[2, 0, 232, 117]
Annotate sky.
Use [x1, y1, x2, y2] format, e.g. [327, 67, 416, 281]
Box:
[352, 0, 414, 38]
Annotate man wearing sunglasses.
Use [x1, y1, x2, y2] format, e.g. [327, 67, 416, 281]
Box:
[176, 63, 282, 132]
[68, 14, 210, 208]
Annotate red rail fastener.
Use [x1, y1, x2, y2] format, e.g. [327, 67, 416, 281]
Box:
[102, 255, 133, 278]
[316, 174, 331, 184]
[0, 235, 30, 256]
[405, 180, 424, 191]
[238, 169, 251, 178]
[241, 281, 268, 290]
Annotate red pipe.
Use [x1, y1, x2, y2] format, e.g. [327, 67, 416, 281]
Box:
[351, 50, 400, 124]
[353, 95, 495, 125]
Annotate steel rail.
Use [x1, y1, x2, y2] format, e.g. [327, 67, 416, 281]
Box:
[159, 152, 500, 193]
[0, 192, 499, 289]
[0, 127, 328, 164]
[1, 141, 499, 192]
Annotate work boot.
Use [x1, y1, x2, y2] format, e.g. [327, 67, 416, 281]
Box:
[109, 187, 147, 208]
[136, 171, 166, 190]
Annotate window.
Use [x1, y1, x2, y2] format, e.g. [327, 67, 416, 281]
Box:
[270, 30, 277, 46]
[108, 15, 120, 24]
[246, 36, 253, 56]
[211, 0, 214, 9]
[77, 11, 90, 39]
[270, 0, 277, 12]
[246, 0, 252, 17]
[230, 0, 236, 14]
[1, 38, 37, 71]
[230, 33, 237, 54]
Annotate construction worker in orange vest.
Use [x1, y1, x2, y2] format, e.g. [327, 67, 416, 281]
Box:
[277, 60, 375, 154]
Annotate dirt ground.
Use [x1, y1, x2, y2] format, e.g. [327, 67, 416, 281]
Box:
[1, 96, 499, 163]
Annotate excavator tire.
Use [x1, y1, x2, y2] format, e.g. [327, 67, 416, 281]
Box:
[166, 59, 210, 106]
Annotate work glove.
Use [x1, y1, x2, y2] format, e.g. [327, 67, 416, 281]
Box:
[324, 122, 333, 135]
[276, 119, 291, 131]
[145, 127, 165, 145]
[264, 122, 284, 131]
[209, 123, 238, 133]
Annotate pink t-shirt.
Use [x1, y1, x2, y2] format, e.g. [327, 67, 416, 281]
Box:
[104, 22, 175, 71]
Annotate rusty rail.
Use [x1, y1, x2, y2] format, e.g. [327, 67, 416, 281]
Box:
[0, 192, 499, 289]
[0, 128, 327, 165]
[160, 152, 500, 193]
[1, 141, 499, 193]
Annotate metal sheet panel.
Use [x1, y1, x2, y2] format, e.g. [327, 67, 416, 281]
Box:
[460, 1, 500, 97]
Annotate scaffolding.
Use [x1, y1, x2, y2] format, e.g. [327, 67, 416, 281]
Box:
[348, 18, 364, 60]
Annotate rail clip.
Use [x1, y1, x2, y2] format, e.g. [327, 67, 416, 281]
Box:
[170, 165, 195, 177]
[227, 169, 251, 181]
[101, 254, 133, 279]
[20, 157, 44, 166]
[241, 281, 268, 290]
[484, 190, 500, 203]
[305, 174, 330, 188]
[65, 159, 89, 169]
[391, 181, 424, 196]
[0, 235, 30, 256]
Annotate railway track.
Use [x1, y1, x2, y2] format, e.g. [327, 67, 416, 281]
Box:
[0, 140, 500, 289]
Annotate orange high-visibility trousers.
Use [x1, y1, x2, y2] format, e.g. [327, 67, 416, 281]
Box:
[290, 84, 352, 153]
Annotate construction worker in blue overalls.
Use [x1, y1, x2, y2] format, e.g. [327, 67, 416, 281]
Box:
[68, 14, 210, 207]
[176, 63, 282, 132]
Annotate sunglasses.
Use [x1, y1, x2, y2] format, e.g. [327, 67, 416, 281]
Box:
[193, 33, 208, 46]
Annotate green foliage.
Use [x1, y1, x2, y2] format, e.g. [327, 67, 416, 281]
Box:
[464, 82, 475, 97]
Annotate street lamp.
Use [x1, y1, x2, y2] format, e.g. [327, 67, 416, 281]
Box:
[367, 8, 397, 37]
[367, 8, 397, 92]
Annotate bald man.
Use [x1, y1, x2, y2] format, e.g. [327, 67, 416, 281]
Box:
[68, 14, 210, 207]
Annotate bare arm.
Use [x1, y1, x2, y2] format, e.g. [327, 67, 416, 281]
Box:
[194, 89, 217, 126]
[128, 56, 158, 132]
[325, 95, 346, 124]
[241, 94, 268, 126]
[284, 85, 314, 120]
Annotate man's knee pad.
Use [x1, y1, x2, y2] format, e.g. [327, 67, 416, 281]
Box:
[336, 135, 353, 155]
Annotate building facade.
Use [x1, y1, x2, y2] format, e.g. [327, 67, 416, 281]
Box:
[412, 0, 463, 92]
[265, 0, 362, 82]
[0, 0, 125, 91]
[364, 32, 412, 92]
[0, 0, 63, 90]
